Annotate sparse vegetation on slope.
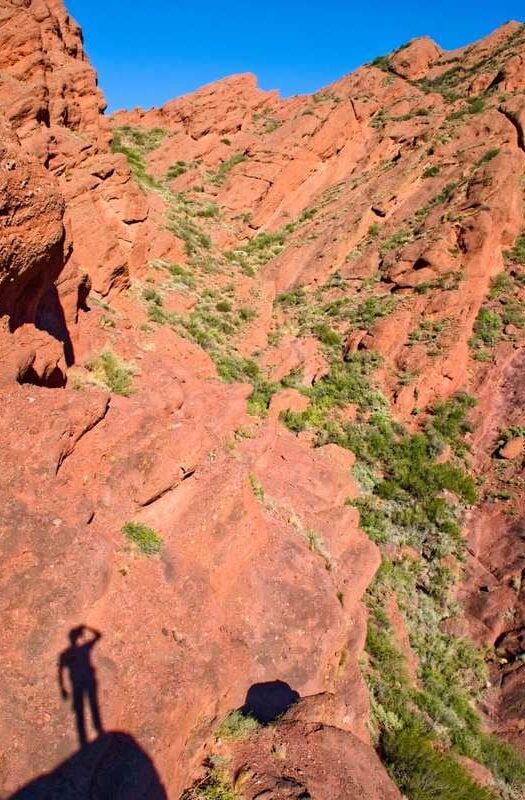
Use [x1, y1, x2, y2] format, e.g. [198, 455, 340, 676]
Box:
[281, 341, 525, 798]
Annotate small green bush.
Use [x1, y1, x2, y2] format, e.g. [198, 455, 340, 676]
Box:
[168, 262, 196, 287]
[349, 497, 388, 542]
[473, 308, 501, 346]
[196, 203, 220, 218]
[182, 768, 236, 800]
[370, 54, 391, 71]
[166, 161, 188, 179]
[422, 165, 440, 178]
[501, 301, 525, 328]
[505, 231, 525, 264]
[425, 393, 476, 453]
[122, 522, 163, 555]
[277, 287, 306, 307]
[215, 710, 259, 741]
[313, 323, 341, 347]
[212, 354, 278, 416]
[467, 96, 485, 114]
[86, 349, 135, 396]
[489, 272, 513, 298]
[143, 287, 163, 306]
[239, 306, 257, 322]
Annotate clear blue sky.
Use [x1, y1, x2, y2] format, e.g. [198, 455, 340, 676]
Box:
[67, 1, 524, 113]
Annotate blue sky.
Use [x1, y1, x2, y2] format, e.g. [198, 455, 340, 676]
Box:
[67, 1, 524, 113]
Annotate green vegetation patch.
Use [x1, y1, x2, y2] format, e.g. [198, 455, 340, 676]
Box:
[422, 165, 440, 178]
[122, 521, 163, 555]
[110, 125, 166, 189]
[225, 228, 289, 275]
[215, 710, 259, 741]
[278, 341, 525, 795]
[182, 767, 237, 800]
[207, 153, 248, 187]
[85, 348, 136, 396]
[505, 231, 525, 265]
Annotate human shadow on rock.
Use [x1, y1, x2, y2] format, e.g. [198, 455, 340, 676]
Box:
[241, 680, 300, 724]
[58, 625, 104, 748]
[8, 731, 168, 800]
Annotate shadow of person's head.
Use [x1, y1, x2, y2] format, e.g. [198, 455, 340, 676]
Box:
[241, 680, 300, 724]
[69, 626, 85, 645]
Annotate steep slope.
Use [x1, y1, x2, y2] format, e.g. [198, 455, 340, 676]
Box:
[0, 3, 524, 799]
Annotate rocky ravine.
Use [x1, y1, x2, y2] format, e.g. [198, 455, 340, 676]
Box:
[1, 2, 525, 798]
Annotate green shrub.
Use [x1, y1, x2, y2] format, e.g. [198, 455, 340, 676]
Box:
[86, 349, 135, 396]
[505, 231, 525, 264]
[263, 117, 280, 133]
[501, 301, 525, 328]
[112, 125, 165, 153]
[473, 308, 501, 346]
[313, 323, 341, 347]
[166, 161, 188, 179]
[489, 272, 513, 298]
[248, 474, 265, 501]
[122, 521, 163, 555]
[425, 393, 476, 453]
[467, 96, 485, 114]
[167, 209, 212, 259]
[349, 497, 388, 542]
[351, 296, 397, 330]
[168, 262, 196, 287]
[370, 54, 391, 71]
[239, 306, 257, 322]
[277, 287, 306, 307]
[383, 724, 497, 800]
[182, 768, 237, 800]
[196, 203, 220, 218]
[212, 354, 278, 416]
[143, 286, 163, 306]
[215, 710, 259, 741]
[422, 165, 440, 178]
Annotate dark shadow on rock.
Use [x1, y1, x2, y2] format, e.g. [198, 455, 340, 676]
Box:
[241, 680, 300, 724]
[7, 731, 168, 800]
[35, 284, 74, 367]
[58, 625, 103, 747]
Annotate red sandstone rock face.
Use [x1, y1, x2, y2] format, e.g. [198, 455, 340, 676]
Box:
[227, 695, 401, 799]
[457, 347, 525, 748]
[389, 37, 442, 80]
[1, 3, 525, 796]
[0, 117, 64, 323]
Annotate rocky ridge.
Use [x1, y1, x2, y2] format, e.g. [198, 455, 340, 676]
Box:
[0, 3, 525, 799]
